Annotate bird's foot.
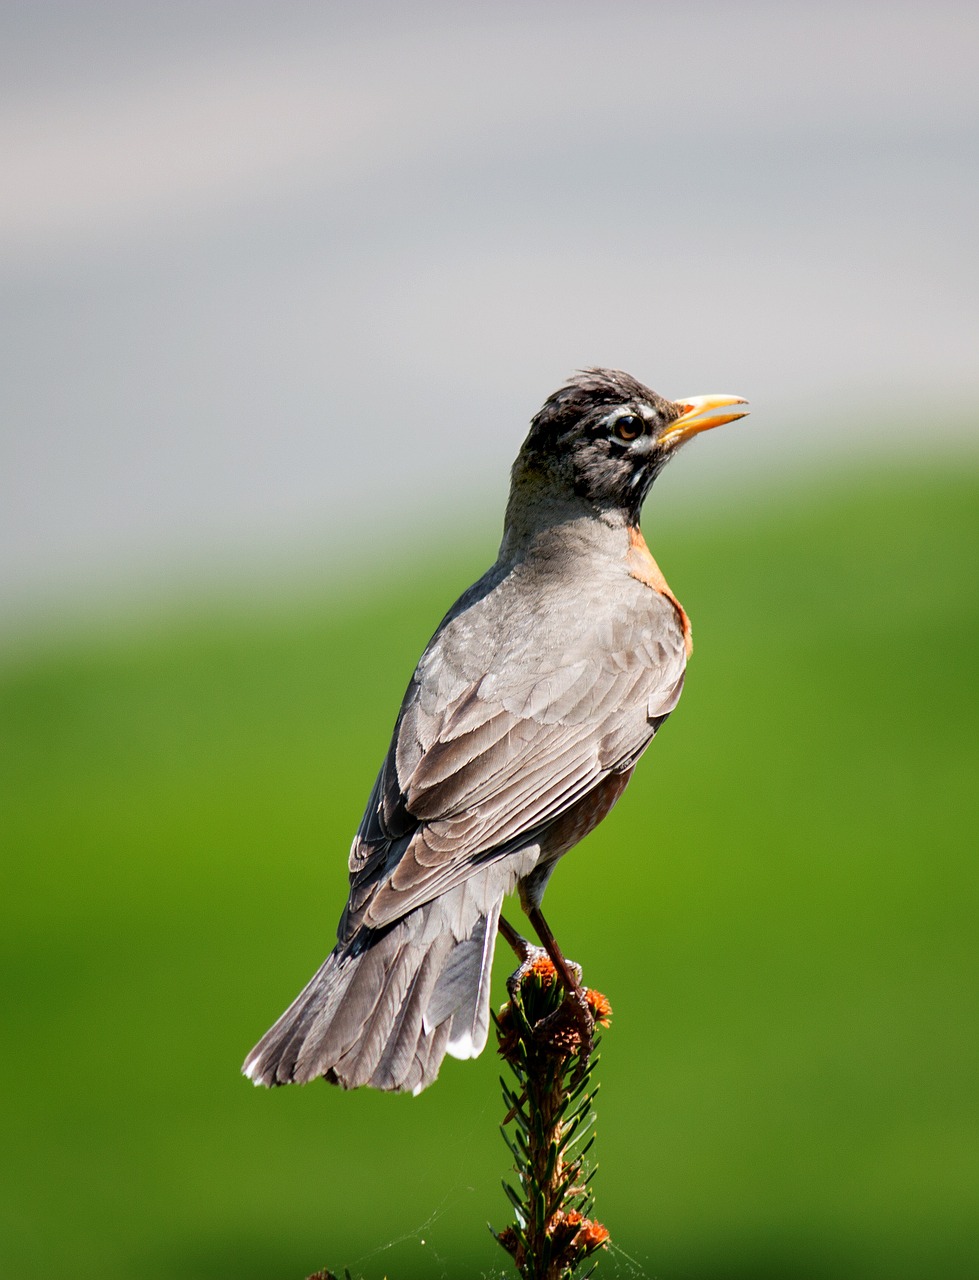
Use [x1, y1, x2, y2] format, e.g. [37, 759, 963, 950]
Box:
[505, 948, 583, 998]
[505, 945, 556, 999]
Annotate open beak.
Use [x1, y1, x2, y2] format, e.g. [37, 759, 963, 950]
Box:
[659, 394, 749, 448]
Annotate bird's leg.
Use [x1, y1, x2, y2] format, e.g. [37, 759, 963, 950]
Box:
[499, 913, 552, 1001]
[525, 904, 594, 1080]
[498, 913, 540, 963]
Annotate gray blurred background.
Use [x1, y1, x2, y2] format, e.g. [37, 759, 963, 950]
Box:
[3, 0, 977, 624]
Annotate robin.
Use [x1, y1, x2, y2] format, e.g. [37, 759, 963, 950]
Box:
[243, 369, 748, 1094]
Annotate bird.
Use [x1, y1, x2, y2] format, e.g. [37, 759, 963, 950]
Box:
[243, 368, 748, 1095]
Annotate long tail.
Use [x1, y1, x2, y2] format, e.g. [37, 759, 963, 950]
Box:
[242, 871, 505, 1094]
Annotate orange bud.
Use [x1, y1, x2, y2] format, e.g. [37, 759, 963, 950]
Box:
[585, 988, 613, 1026]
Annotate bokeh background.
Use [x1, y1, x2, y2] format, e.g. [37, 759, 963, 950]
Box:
[1, 3, 976, 1278]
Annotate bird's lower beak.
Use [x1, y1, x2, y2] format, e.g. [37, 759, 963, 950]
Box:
[660, 394, 749, 448]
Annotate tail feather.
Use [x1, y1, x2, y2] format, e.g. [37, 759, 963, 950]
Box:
[307, 933, 416, 1080]
[242, 950, 357, 1084]
[368, 944, 448, 1091]
[432, 894, 501, 1057]
[242, 869, 512, 1094]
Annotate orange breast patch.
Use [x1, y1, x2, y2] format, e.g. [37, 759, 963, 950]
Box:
[626, 526, 693, 657]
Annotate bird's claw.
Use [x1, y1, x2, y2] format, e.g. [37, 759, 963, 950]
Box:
[506, 948, 583, 998]
[506, 945, 552, 998]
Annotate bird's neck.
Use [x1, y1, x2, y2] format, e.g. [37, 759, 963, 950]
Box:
[498, 474, 630, 569]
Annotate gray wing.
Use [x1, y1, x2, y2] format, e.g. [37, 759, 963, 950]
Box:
[339, 566, 687, 937]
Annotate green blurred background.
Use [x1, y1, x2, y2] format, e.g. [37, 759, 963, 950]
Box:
[3, 460, 977, 1279]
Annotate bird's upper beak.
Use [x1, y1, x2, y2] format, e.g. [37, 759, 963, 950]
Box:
[659, 394, 749, 448]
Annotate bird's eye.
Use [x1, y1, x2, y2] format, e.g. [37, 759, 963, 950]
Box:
[612, 414, 642, 441]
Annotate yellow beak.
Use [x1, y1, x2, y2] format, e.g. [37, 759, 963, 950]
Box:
[659, 394, 750, 448]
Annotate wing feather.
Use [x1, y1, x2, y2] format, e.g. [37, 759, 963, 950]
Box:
[342, 569, 687, 935]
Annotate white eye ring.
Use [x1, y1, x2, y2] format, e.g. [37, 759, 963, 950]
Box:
[611, 413, 643, 442]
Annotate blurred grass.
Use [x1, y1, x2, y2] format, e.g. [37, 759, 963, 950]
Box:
[1, 461, 976, 1280]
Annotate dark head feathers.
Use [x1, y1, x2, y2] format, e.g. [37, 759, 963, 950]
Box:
[506, 369, 684, 525]
[562, 368, 665, 406]
[526, 368, 679, 451]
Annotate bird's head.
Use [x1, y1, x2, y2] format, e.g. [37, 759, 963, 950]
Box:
[510, 368, 748, 528]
